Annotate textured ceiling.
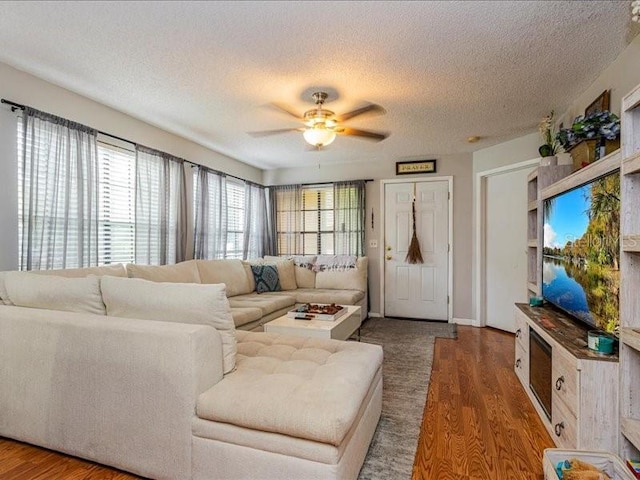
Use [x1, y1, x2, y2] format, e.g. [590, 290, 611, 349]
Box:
[0, 1, 637, 170]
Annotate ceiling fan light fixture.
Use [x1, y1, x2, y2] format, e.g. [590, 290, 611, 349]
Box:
[303, 126, 336, 148]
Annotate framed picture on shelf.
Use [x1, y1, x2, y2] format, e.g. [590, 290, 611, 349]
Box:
[585, 90, 610, 116]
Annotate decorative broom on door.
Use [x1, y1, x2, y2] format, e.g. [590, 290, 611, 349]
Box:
[405, 185, 424, 264]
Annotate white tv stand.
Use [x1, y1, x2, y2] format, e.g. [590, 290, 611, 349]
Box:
[514, 303, 619, 451]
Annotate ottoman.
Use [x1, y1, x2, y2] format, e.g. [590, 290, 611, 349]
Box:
[192, 330, 383, 480]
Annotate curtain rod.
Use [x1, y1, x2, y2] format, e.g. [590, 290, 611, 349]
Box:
[2, 98, 373, 188]
[1, 98, 263, 187]
[292, 180, 374, 187]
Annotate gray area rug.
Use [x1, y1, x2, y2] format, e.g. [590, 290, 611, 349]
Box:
[358, 317, 458, 480]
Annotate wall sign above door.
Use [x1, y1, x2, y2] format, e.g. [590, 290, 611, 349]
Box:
[396, 159, 437, 175]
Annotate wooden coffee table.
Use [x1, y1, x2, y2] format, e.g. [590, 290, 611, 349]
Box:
[264, 305, 361, 341]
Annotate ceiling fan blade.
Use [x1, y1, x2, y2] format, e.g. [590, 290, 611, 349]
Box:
[247, 127, 305, 137]
[267, 102, 304, 120]
[335, 104, 386, 122]
[337, 127, 388, 141]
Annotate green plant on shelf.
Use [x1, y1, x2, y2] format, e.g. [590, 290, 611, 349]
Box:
[538, 110, 560, 157]
[555, 110, 620, 152]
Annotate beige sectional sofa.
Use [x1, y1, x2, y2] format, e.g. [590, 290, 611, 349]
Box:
[0, 261, 381, 480]
[126, 256, 369, 331]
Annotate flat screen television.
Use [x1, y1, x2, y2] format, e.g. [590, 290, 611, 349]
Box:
[542, 171, 620, 334]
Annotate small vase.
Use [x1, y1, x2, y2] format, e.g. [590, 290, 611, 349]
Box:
[540, 155, 558, 167]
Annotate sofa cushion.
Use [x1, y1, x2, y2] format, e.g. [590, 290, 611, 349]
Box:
[315, 257, 368, 292]
[0, 264, 128, 306]
[243, 262, 256, 292]
[230, 307, 263, 328]
[29, 263, 127, 278]
[291, 288, 365, 306]
[196, 259, 253, 297]
[101, 276, 237, 374]
[196, 331, 383, 446]
[266, 255, 316, 289]
[0, 272, 13, 306]
[4, 272, 106, 315]
[127, 260, 200, 283]
[261, 257, 297, 291]
[251, 265, 281, 293]
[228, 293, 295, 316]
[30, 263, 128, 278]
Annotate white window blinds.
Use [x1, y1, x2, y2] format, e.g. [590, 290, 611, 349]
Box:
[301, 186, 335, 255]
[225, 179, 245, 259]
[273, 181, 365, 256]
[97, 142, 136, 265]
[193, 168, 266, 260]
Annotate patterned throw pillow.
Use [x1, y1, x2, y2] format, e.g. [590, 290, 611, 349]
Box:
[251, 265, 281, 293]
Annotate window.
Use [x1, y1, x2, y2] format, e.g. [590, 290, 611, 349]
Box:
[17, 113, 100, 270]
[96, 142, 136, 265]
[225, 180, 245, 259]
[274, 182, 365, 257]
[193, 170, 251, 259]
[301, 186, 334, 255]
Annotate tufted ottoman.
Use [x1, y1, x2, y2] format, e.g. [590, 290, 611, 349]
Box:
[192, 330, 383, 480]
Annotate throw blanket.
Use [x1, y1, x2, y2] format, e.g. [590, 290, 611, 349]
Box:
[288, 255, 317, 270]
[313, 255, 357, 272]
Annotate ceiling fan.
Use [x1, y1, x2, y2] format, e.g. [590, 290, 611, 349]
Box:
[249, 91, 388, 148]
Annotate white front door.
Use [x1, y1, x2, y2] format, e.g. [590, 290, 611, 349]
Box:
[384, 181, 449, 320]
[483, 167, 531, 332]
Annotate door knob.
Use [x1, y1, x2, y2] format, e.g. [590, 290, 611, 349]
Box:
[386, 255, 392, 260]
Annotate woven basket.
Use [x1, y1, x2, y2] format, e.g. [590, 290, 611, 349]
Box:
[567, 138, 621, 171]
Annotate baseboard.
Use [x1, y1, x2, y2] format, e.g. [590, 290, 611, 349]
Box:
[368, 312, 382, 318]
[452, 317, 474, 326]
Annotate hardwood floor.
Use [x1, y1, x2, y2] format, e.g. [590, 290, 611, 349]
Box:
[413, 325, 554, 480]
[0, 440, 139, 479]
[0, 325, 552, 479]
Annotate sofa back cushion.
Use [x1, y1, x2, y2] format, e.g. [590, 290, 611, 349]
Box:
[292, 256, 317, 289]
[196, 259, 253, 297]
[101, 276, 237, 373]
[4, 272, 106, 315]
[32, 264, 128, 279]
[0, 264, 127, 307]
[0, 272, 13, 305]
[127, 260, 201, 283]
[257, 257, 297, 291]
[315, 257, 368, 292]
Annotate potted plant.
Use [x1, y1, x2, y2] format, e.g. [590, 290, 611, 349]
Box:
[538, 110, 560, 166]
[555, 110, 621, 170]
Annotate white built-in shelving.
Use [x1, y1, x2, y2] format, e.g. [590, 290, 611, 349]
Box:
[520, 121, 625, 453]
[620, 80, 640, 460]
[525, 162, 573, 297]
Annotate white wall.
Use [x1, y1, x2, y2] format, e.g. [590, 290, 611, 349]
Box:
[0, 61, 263, 270]
[265, 153, 473, 321]
[560, 32, 640, 124]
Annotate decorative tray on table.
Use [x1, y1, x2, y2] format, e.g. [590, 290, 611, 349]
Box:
[286, 303, 347, 321]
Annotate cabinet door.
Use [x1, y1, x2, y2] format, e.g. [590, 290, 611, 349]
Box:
[515, 342, 529, 387]
[552, 347, 579, 416]
[514, 310, 529, 351]
[552, 394, 578, 449]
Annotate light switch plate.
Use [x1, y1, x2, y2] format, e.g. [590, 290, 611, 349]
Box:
[369, 240, 378, 248]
